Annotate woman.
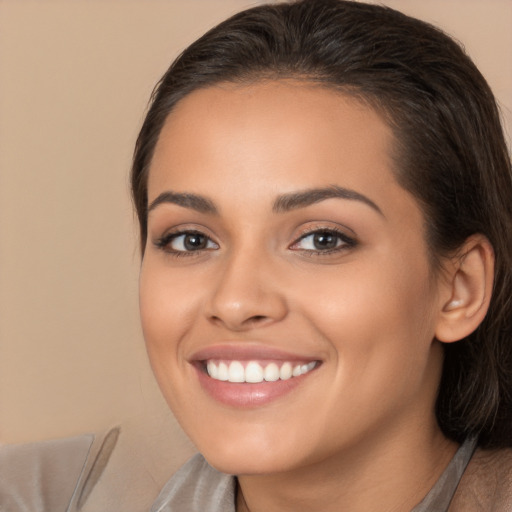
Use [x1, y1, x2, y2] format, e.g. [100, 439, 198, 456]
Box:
[134, 0, 512, 510]
[1, 0, 511, 511]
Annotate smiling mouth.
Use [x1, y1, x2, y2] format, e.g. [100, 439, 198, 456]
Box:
[204, 360, 319, 383]
[192, 349, 322, 407]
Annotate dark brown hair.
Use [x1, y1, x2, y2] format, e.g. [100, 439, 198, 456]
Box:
[131, 0, 512, 447]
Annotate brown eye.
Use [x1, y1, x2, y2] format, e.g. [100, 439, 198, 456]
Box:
[155, 230, 219, 253]
[180, 233, 209, 250]
[311, 232, 339, 250]
[291, 229, 356, 253]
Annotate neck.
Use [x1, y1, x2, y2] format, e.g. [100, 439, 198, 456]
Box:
[236, 423, 458, 512]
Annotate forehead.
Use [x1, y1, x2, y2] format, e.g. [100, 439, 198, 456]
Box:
[148, 80, 397, 200]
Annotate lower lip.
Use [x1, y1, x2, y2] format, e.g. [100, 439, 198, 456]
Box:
[194, 365, 317, 408]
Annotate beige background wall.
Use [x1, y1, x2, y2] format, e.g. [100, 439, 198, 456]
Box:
[0, 0, 511, 445]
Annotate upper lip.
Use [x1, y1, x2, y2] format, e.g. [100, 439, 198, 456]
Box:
[189, 344, 321, 363]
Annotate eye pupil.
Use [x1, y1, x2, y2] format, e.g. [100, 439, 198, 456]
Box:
[313, 232, 338, 250]
[184, 233, 207, 250]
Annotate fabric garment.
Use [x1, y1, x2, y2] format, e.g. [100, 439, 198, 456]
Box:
[1, 428, 511, 511]
[0, 428, 119, 512]
[151, 437, 477, 512]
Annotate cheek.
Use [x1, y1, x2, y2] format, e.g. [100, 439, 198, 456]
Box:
[300, 256, 432, 330]
[303, 264, 438, 433]
[293, 254, 437, 379]
[138, 260, 208, 419]
[139, 260, 199, 367]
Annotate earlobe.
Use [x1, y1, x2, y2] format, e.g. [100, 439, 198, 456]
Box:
[435, 235, 494, 343]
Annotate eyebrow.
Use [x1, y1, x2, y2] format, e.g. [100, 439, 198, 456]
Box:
[272, 185, 383, 216]
[147, 185, 383, 217]
[148, 191, 218, 215]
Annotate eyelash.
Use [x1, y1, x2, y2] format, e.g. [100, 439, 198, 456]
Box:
[153, 227, 357, 257]
[154, 230, 218, 257]
[290, 227, 357, 256]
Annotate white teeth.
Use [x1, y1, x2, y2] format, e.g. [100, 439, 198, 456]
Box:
[292, 365, 302, 377]
[280, 362, 293, 380]
[228, 361, 245, 382]
[205, 360, 318, 383]
[264, 363, 280, 382]
[245, 361, 264, 383]
[217, 362, 229, 381]
[207, 360, 218, 379]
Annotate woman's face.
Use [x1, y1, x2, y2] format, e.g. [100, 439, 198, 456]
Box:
[140, 81, 446, 475]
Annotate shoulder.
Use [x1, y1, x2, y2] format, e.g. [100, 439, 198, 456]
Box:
[450, 446, 512, 511]
[0, 418, 197, 512]
[151, 454, 236, 512]
[0, 427, 119, 512]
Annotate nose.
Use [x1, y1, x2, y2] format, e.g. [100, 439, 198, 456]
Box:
[205, 249, 288, 331]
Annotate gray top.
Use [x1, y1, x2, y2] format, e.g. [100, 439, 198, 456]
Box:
[151, 437, 478, 512]
[411, 437, 477, 512]
[0, 430, 486, 512]
[151, 455, 236, 512]
[0, 428, 120, 512]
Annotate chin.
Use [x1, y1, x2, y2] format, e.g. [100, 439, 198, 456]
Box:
[194, 432, 303, 476]
[204, 451, 292, 477]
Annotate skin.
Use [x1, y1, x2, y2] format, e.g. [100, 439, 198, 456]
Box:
[140, 80, 460, 511]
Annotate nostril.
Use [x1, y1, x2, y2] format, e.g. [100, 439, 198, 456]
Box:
[206, 287, 288, 330]
[245, 315, 269, 326]
[209, 313, 272, 331]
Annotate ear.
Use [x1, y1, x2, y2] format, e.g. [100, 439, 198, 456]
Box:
[435, 234, 494, 343]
